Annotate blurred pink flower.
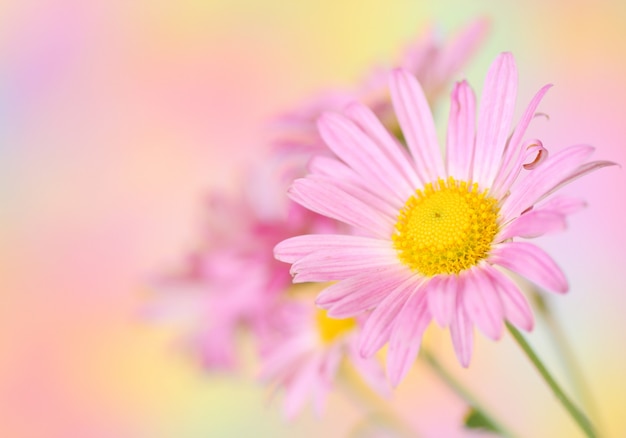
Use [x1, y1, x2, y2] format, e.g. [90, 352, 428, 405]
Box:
[147, 154, 342, 370]
[260, 296, 389, 419]
[275, 52, 616, 386]
[272, 18, 489, 154]
[145, 193, 283, 369]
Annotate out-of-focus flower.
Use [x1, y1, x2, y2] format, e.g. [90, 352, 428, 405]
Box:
[275, 52, 616, 386]
[145, 192, 285, 369]
[272, 18, 489, 154]
[260, 290, 389, 419]
[146, 154, 342, 370]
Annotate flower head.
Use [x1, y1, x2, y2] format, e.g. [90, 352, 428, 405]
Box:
[275, 52, 616, 386]
[146, 156, 341, 370]
[260, 292, 389, 418]
[145, 192, 289, 370]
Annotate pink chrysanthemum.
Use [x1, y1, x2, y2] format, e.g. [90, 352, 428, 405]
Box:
[272, 18, 488, 154]
[260, 295, 389, 418]
[275, 52, 615, 386]
[146, 159, 341, 370]
[145, 192, 290, 369]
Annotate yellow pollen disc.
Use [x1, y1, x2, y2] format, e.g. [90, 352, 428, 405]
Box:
[315, 309, 357, 344]
[392, 177, 500, 276]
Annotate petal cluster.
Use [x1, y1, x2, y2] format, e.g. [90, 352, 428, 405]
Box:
[275, 52, 615, 385]
[259, 298, 389, 418]
[146, 161, 340, 371]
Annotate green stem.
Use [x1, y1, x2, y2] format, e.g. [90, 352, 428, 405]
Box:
[506, 322, 597, 438]
[421, 348, 518, 438]
[530, 291, 602, 431]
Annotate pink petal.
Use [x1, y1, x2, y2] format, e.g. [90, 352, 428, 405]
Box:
[347, 339, 391, 397]
[491, 84, 552, 198]
[260, 333, 314, 381]
[306, 174, 402, 217]
[345, 102, 421, 190]
[461, 266, 504, 340]
[484, 265, 534, 331]
[321, 267, 411, 318]
[193, 325, 238, 370]
[538, 195, 586, 216]
[490, 242, 568, 293]
[290, 245, 399, 283]
[316, 265, 404, 305]
[389, 68, 445, 183]
[449, 289, 474, 367]
[308, 155, 358, 180]
[493, 138, 548, 200]
[313, 344, 347, 416]
[359, 275, 421, 358]
[427, 275, 457, 327]
[312, 346, 341, 416]
[501, 144, 604, 219]
[497, 210, 566, 241]
[430, 17, 490, 89]
[446, 80, 477, 181]
[317, 112, 414, 205]
[398, 26, 437, 84]
[387, 285, 431, 386]
[289, 177, 394, 238]
[311, 381, 330, 418]
[531, 160, 617, 204]
[283, 352, 324, 419]
[473, 52, 518, 188]
[275, 234, 391, 264]
[320, 343, 343, 384]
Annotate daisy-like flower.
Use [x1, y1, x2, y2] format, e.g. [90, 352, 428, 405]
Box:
[275, 52, 615, 386]
[260, 293, 389, 419]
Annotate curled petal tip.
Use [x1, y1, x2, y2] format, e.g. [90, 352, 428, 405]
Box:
[522, 139, 548, 170]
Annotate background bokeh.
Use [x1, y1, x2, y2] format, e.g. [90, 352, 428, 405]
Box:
[1, 0, 625, 437]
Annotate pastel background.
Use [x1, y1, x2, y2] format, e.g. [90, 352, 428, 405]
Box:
[1, 0, 624, 437]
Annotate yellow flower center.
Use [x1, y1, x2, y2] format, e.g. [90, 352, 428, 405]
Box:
[393, 177, 500, 276]
[315, 308, 357, 344]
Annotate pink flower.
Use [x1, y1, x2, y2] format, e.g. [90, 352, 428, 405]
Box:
[260, 295, 389, 418]
[145, 193, 287, 369]
[275, 52, 616, 386]
[272, 18, 489, 154]
[146, 154, 343, 370]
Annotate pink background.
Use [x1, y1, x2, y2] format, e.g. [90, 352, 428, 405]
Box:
[2, 0, 625, 436]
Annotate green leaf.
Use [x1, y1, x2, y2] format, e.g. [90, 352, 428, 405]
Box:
[464, 407, 500, 433]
